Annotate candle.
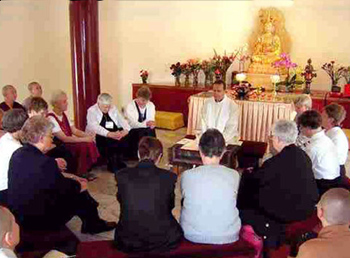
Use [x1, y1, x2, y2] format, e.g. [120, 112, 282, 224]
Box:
[270, 74, 280, 84]
[236, 73, 247, 82]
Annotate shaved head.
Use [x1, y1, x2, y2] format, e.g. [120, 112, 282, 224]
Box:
[319, 188, 350, 225]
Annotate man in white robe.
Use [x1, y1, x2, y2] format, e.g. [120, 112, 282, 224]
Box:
[201, 80, 239, 143]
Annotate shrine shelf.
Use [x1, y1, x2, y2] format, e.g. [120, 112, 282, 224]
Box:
[132, 84, 206, 124]
[310, 90, 350, 129]
[131, 84, 350, 129]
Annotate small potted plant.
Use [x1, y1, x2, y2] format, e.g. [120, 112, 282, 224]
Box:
[140, 70, 149, 84]
[321, 61, 346, 93]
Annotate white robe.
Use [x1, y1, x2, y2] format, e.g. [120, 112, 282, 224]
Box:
[201, 95, 239, 143]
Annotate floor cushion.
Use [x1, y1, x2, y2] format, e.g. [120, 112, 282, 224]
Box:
[77, 238, 256, 258]
[155, 111, 184, 130]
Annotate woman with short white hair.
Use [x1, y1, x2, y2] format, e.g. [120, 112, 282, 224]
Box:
[86, 93, 131, 172]
[238, 119, 318, 248]
[47, 90, 99, 176]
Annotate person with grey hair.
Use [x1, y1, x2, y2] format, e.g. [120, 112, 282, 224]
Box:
[47, 90, 99, 176]
[86, 93, 131, 172]
[7, 116, 116, 234]
[296, 188, 350, 258]
[0, 85, 25, 112]
[237, 120, 318, 248]
[293, 94, 312, 121]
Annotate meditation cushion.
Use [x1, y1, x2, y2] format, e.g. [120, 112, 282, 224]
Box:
[155, 111, 184, 130]
[77, 238, 256, 258]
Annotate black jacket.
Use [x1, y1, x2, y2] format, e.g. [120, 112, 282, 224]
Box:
[115, 160, 183, 253]
[238, 144, 319, 223]
[7, 144, 81, 230]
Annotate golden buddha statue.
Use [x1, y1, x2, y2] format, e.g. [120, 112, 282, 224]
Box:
[248, 8, 290, 75]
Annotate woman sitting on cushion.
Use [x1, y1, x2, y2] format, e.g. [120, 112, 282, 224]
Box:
[115, 136, 183, 253]
[47, 90, 99, 176]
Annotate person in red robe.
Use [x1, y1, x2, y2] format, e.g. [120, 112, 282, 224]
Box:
[0, 85, 25, 112]
[47, 90, 99, 176]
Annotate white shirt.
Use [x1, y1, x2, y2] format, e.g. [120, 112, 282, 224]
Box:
[47, 112, 73, 134]
[326, 127, 348, 166]
[201, 95, 239, 143]
[0, 133, 22, 191]
[0, 248, 17, 258]
[180, 165, 241, 244]
[86, 103, 131, 137]
[124, 100, 156, 129]
[305, 130, 340, 180]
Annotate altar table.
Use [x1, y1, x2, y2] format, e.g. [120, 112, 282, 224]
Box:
[187, 92, 294, 142]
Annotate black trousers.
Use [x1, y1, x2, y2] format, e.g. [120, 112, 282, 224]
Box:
[46, 144, 76, 173]
[316, 176, 343, 197]
[21, 191, 100, 231]
[96, 134, 130, 172]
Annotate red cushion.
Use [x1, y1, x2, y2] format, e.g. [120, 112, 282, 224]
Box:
[77, 238, 256, 258]
[285, 211, 321, 239]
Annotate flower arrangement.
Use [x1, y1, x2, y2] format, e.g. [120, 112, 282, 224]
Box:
[201, 59, 215, 87]
[181, 63, 192, 87]
[341, 66, 350, 84]
[322, 61, 346, 86]
[272, 53, 303, 92]
[212, 50, 238, 86]
[140, 70, 149, 84]
[170, 62, 182, 86]
[188, 59, 201, 87]
[236, 44, 250, 72]
[232, 82, 251, 100]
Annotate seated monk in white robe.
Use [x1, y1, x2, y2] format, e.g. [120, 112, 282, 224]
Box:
[201, 80, 239, 143]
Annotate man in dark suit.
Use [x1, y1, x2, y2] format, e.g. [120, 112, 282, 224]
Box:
[238, 120, 319, 247]
[115, 136, 183, 253]
[7, 116, 116, 234]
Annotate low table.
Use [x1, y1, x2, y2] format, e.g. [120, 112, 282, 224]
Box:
[168, 139, 268, 174]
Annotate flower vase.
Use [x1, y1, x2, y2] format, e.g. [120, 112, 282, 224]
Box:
[192, 72, 199, 88]
[142, 78, 147, 84]
[239, 61, 245, 73]
[175, 76, 181, 87]
[184, 74, 190, 87]
[237, 92, 246, 100]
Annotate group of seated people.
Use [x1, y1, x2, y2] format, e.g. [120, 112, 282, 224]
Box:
[0, 80, 349, 258]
